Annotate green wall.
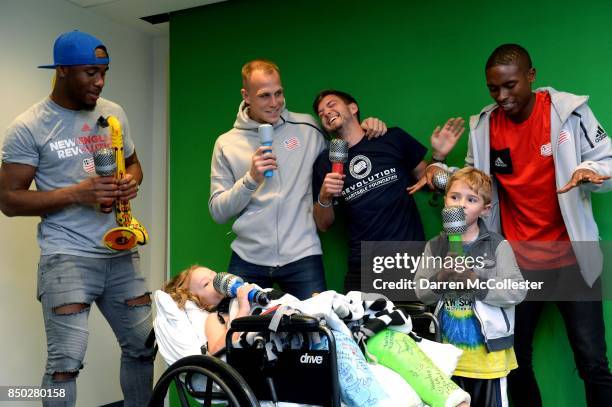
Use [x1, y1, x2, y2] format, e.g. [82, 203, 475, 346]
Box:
[169, 0, 612, 405]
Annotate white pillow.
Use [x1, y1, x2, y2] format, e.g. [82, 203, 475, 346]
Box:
[153, 290, 209, 365]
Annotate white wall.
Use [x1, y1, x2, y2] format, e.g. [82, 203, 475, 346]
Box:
[0, 0, 168, 405]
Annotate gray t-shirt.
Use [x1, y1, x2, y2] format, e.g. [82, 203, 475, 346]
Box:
[2, 97, 135, 257]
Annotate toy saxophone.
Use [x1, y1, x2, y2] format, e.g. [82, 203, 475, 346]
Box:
[97, 115, 149, 251]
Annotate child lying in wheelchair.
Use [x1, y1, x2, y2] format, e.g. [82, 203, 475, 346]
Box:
[155, 265, 471, 407]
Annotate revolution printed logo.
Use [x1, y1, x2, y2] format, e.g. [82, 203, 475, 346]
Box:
[343, 167, 398, 202]
[540, 142, 552, 157]
[558, 130, 570, 146]
[349, 155, 372, 179]
[82, 157, 95, 173]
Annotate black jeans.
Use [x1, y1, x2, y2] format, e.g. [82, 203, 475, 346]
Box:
[452, 376, 505, 407]
[228, 252, 326, 300]
[508, 301, 612, 407]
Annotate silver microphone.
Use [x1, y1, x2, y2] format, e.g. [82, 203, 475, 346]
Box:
[441, 206, 467, 255]
[428, 169, 451, 207]
[329, 138, 348, 174]
[93, 148, 116, 176]
[93, 148, 116, 213]
[432, 170, 451, 191]
[212, 272, 270, 305]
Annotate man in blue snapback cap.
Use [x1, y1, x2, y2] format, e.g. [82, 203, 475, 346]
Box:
[0, 30, 154, 406]
[38, 29, 110, 69]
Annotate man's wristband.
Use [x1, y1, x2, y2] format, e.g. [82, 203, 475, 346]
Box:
[317, 194, 332, 208]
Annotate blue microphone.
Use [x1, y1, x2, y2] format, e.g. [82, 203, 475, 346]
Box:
[213, 272, 270, 305]
[259, 124, 274, 177]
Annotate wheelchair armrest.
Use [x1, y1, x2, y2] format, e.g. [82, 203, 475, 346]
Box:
[200, 344, 227, 358]
[394, 301, 429, 315]
[394, 301, 441, 342]
[230, 313, 320, 333]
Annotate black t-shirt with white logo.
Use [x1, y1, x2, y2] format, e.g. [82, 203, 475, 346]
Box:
[313, 127, 427, 266]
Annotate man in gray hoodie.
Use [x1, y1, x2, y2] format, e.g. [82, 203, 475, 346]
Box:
[411, 44, 612, 407]
[209, 60, 386, 299]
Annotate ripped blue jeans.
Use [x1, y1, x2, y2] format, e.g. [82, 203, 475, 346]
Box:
[37, 252, 155, 407]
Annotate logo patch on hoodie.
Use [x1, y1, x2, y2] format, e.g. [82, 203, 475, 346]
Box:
[283, 136, 300, 151]
[558, 130, 570, 146]
[595, 126, 607, 143]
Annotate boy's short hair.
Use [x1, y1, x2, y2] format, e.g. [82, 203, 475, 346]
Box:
[446, 167, 492, 205]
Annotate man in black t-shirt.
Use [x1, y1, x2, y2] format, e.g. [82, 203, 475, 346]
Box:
[312, 89, 464, 291]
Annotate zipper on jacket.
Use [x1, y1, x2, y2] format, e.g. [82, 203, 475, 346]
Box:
[500, 308, 511, 332]
[433, 301, 443, 335]
[433, 301, 443, 317]
[275, 152, 281, 265]
[472, 302, 489, 348]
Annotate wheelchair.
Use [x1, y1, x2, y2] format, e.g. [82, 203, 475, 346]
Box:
[149, 297, 439, 407]
[149, 311, 340, 407]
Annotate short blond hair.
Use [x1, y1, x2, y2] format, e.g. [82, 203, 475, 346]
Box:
[446, 167, 492, 205]
[162, 265, 215, 311]
[241, 59, 280, 87]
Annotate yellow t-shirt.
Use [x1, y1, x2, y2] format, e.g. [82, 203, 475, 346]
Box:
[440, 296, 517, 379]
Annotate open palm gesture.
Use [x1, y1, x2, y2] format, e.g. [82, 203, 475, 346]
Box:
[431, 117, 465, 160]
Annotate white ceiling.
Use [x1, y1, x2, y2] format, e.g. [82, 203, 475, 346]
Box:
[64, 0, 226, 36]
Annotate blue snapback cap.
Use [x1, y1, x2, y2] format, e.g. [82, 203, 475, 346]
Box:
[38, 30, 110, 69]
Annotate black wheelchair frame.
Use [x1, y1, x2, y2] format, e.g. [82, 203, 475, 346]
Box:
[149, 312, 341, 407]
[149, 301, 438, 407]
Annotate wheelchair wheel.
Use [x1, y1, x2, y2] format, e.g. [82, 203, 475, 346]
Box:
[149, 355, 260, 407]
